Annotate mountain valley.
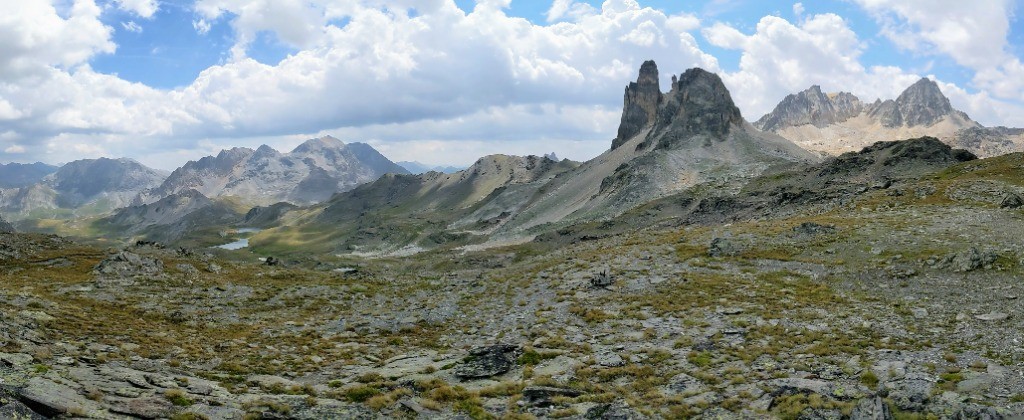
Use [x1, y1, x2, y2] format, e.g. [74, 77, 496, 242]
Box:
[2, 62, 1024, 419]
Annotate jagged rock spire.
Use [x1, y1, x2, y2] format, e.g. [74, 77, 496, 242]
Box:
[611, 60, 662, 150]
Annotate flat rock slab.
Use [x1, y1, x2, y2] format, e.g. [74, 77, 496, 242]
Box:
[107, 396, 176, 419]
[975, 312, 1009, 321]
[19, 377, 102, 418]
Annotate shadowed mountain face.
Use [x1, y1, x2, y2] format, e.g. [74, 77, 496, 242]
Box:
[0, 162, 58, 189]
[756, 78, 1024, 158]
[136, 136, 408, 206]
[0, 158, 166, 220]
[99, 189, 245, 245]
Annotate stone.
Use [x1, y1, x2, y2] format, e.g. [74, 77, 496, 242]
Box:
[206, 263, 223, 274]
[93, 251, 164, 284]
[1000, 193, 1024, 209]
[975, 312, 1009, 321]
[798, 408, 843, 420]
[885, 375, 933, 412]
[596, 352, 624, 368]
[944, 248, 999, 272]
[952, 404, 1006, 420]
[0, 401, 47, 420]
[248, 374, 299, 390]
[453, 344, 520, 380]
[708, 237, 740, 257]
[107, 396, 176, 419]
[850, 396, 893, 420]
[584, 401, 643, 419]
[792, 222, 837, 236]
[176, 263, 200, 278]
[521, 385, 583, 407]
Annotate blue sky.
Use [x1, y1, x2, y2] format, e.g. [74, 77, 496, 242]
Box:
[1, 0, 1022, 168]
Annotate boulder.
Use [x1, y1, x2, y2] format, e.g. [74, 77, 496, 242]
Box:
[93, 251, 164, 284]
[850, 396, 893, 420]
[708, 237, 740, 257]
[0, 401, 47, 420]
[521, 385, 583, 407]
[453, 344, 520, 380]
[1000, 193, 1023, 209]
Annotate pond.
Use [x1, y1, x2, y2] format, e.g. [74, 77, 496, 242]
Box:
[214, 228, 262, 250]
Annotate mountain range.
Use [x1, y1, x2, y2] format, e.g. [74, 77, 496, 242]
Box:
[0, 158, 166, 220]
[755, 78, 1024, 157]
[396, 161, 465, 174]
[134, 136, 408, 207]
[2, 61, 1022, 253]
[252, 62, 817, 254]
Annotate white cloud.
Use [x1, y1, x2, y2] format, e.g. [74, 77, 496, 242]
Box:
[121, 21, 142, 33]
[4, 145, 26, 154]
[793, 3, 804, 17]
[2, 0, 1023, 168]
[546, 0, 596, 22]
[0, 0, 115, 79]
[852, 0, 1024, 100]
[702, 12, 1024, 127]
[0, 0, 722, 167]
[114, 0, 159, 18]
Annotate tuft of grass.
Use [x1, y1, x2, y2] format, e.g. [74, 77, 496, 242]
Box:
[164, 389, 194, 407]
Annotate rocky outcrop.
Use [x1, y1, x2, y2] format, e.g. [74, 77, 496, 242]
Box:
[647, 67, 745, 148]
[755, 86, 863, 131]
[453, 344, 520, 380]
[0, 216, 13, 233]
[612, 60, 662, 150]
[93, 251, 165, 285]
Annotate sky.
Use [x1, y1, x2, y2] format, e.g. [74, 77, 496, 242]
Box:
[1, 0, 1022, 170]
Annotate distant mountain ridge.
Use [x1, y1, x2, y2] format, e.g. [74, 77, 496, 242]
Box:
[135, 136, 408, 206]
[0, 162, 58, 189]
[0, 158, 166, 220]
[396, 161, 465, 174]
[756, 78, 1023, 157]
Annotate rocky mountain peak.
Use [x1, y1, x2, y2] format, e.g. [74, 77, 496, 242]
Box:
[754, 85, 863, 132]
[292, 136, 346, 154]
[611, 60, 662, 150]
[651, 67, 743, 144]
[895, 77, 954, 127]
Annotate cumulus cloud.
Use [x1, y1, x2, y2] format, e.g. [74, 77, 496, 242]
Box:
[0, 0, 723, 166]
[1, 0, 1022, 167]
[701, 12, 1024, 127]
[852, 0, 1024, 100]
[114, 0, 159, 18]
[0, 0, 115, 79]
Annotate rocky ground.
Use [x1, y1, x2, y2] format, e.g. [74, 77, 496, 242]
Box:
[3, 155, 1024, 419]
